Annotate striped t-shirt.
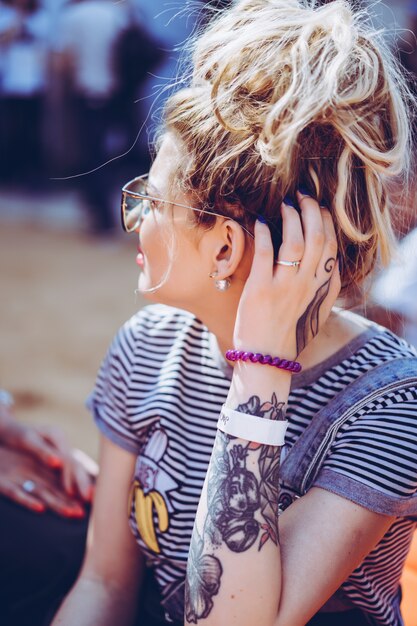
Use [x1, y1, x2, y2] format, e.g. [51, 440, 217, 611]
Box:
[88, 304, 417, 625]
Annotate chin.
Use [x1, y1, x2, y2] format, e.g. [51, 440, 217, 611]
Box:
[136, 282, 161, 302]
[137, 274, 204, 315]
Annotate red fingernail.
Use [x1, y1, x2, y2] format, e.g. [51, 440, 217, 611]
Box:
[64, 506, 85, 518]
[33, 503, 46, 513]
[48, 456, 62, 469]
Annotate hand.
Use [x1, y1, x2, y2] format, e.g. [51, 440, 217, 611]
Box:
[0, 407, 97, 502]
[0, 445, 88, 517]
[234, 192, 341, 360]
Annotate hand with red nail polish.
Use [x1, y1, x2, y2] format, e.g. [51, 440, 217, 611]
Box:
[0, 400, 97, 514]
[0, 445, 88, 516]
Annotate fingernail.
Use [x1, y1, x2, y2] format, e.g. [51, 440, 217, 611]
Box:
[283, 195, 296, 208]
[33, 503, 46, 513]
[64, 506, 85, 518]
[48, 456, 62, 469]
[298, 185, 312, 197]
[257, 215, 267, 224]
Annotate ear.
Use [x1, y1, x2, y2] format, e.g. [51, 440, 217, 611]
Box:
[211, 219, 247, 279]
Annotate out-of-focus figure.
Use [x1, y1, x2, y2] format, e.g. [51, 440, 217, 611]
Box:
[0, 0, 50, 186]
[372, 227, 417, 349]
[54, 0, 129, 235]
[54, 0, 166, 236]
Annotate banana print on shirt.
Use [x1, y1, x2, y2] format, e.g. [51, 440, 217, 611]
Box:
[129, 427, 178, 554]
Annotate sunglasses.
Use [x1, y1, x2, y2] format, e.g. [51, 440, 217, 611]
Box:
[121, 174, 254, 238]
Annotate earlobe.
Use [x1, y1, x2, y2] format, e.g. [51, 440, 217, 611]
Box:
[212, 220, 247, 279]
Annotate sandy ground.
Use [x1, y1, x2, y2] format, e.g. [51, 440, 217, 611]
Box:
[0, 196, 146, 460]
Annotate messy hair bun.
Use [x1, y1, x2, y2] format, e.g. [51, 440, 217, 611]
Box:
[164, 0, 414, 292]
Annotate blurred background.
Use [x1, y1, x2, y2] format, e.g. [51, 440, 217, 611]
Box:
[0, 0, 416, 460]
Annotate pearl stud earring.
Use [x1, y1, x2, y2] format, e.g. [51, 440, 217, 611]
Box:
[209, 271, 231, 292]
[215, 278, 231, 291]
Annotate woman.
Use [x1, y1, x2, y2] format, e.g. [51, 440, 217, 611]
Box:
[53, 1, 417, 625]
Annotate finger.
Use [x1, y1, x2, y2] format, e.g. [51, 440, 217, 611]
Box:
[312, 259, 341, 331]
[0, 480, 46, 513]
[70, 457, 95, 501]
[38, 425, 68, 455]
[296, 191, 325, 274]
[248, 219, 274, 283]
[38, 426, 75, 494]
[36, 486, 86, 519]
[72, 448, 99, 478]
[275, 200, 304, 268]
[315, 208, 338, 281]
[62, 459, 76, 497]
[328, 254, 342, 301]
[20, 428, 63, 469]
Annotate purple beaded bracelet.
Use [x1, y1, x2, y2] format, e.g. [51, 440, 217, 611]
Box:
[225, 349, 302, 373]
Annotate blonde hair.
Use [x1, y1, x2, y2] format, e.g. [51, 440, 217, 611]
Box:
[162, 0, 414, 292]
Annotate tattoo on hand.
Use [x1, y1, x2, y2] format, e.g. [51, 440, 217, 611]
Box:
[185, 394, 284, 622]
[295, 257, 335, 354]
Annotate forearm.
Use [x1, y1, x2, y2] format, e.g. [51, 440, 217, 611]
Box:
[185, 363, 291, 626]
[52, 575, 139, 626]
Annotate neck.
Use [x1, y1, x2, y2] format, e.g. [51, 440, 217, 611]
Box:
[197, 300, 350, 374]
[194, 296, 239, 359]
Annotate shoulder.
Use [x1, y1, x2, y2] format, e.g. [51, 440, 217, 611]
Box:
[333, 308, 417, 363]
[115, 304, 206, 360]
[294, 310, 417, 392]
[123, 303, 202, 334]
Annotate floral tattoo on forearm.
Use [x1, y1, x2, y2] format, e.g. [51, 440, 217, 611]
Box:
[185, 393, 285, 623]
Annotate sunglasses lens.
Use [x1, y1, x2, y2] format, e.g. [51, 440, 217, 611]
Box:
[123, 194, 143, 232]
[121, 178, 149, 232]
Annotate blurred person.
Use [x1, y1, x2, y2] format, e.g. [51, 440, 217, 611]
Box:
[0, 0, 50, 186]
[0, 388, 96, 626]
[111, 2, 166, 171]
[372, 226, 417, 349]
[54, 0, 129, 236]
[128, 0, 206, 166]
[51, 2, 417, 626]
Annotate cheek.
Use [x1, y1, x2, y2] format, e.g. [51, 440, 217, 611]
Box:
[140, 215, 169, 265]
[138, 214, 209, 306]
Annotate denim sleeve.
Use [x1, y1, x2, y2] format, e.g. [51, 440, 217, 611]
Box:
[313, 395, 417, 517]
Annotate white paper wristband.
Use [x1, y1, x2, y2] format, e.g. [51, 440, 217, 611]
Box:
[217, 405, 288, 446]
